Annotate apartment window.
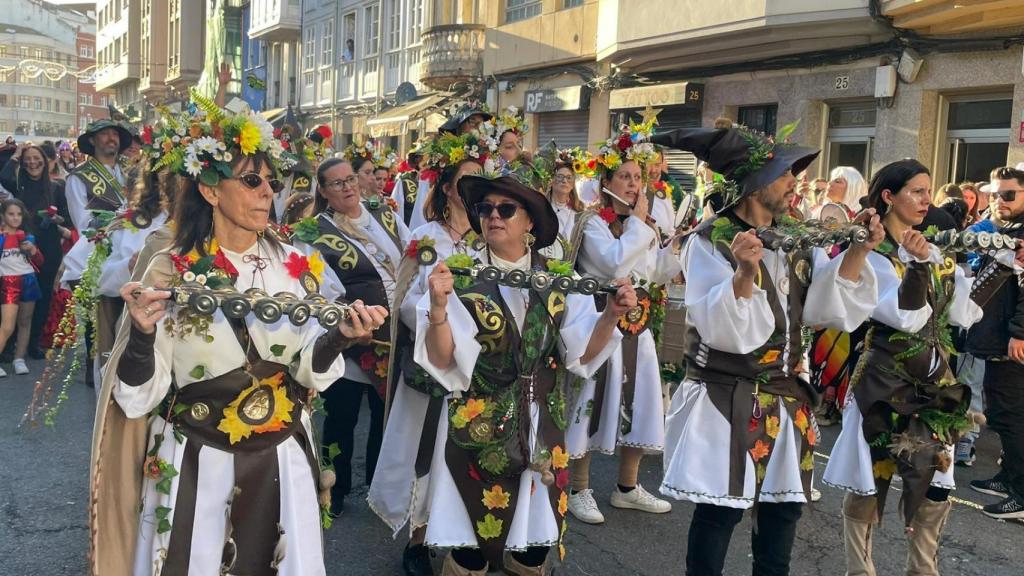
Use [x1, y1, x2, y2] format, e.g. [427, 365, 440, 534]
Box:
[321, 19, 334, 67]
[33, 97, 41, 110]
[408, 0, 424, 45]
[34, 48, 42, 60]
[65, 101, 72, 114]
[20, 46, 28, 58]
[386, 0, 400, 51]
[506, 0, 542, 23]
[563, 0, 584, 6]
[100, 95, 109, 106]
[45, 98, 52, 112]
[365, 4, 380, 56]
[0, 122, 6, 133]
[738, 104, 778, 136]
[944, 96, 1012, 184]
[79, 44, 92, 58]
[342, 12, 356, 62]
[0, 46, 6, 58]
[18, 96, 28, 109]
[826, 101, 875, 178]
[169, 0, 181, 72]
[80, 93, 90, 105]
[303, 26, 315, 85]
[0, 95, 5, 107]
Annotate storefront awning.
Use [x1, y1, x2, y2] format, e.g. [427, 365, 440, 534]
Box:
[260, 107, 288, 124]
[366, 94, 448, 137]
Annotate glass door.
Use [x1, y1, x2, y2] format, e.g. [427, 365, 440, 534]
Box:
[946, 137, 1008, 184]
[943, 97, 1011, 185]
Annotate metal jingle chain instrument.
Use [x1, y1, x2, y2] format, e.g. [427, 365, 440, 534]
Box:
[754, 220, 870, 253]
[164, 283, 351, 328]
[929, 229, 1018, 253]
[448, 266, 621, 296]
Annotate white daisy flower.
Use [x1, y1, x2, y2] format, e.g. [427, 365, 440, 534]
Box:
[184, 156, 202, 177]
[223, 151, 233, 162]
[183, 271, 196, 282]
[195, 274, 207, 285]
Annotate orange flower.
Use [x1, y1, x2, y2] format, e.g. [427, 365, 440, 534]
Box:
[189, 123, 202, 138]
[749, 439, 771, 462]
[806, 420, 817, 446]
[482, 485, 511, 510]
[551, 446, 569, 470]
[794, 408, 809, 436]
[558, 491, 568, 515]
[759, 350, 781, 364]
[456, 398, 487, 424]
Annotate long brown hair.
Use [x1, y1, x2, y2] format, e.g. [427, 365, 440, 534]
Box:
[16, 145, 54, 207]
[425, 159, 481, 223]
[172, 151, 281, 257]
[546, 165, 584, 212]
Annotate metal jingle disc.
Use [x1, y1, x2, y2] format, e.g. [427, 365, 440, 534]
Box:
[221, 296, 252, 319]
[480, 266, 501, 282]
[531, 272, 551, 291]
[189, 291, 218, 316]
[976, 233, 992, 249]
[244, 287, 268, 298]
[577, 277, 599, 295]
[506, 270, 527, 287]
[254, 298, 283, 323]
[553, 275, 574, 293]
[992, 233, 1005, 249]
[274, 291, 298, 301]
[287, 303, 311, 326]
[318, 305, 343, 328]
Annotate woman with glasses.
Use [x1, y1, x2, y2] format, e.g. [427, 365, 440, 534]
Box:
[539, 148, 587, 262]
[566, 126, 682, 525]
[92, 103, 387, 576]
[368, 131, 493, 576]
[824, 159, 991, 575]
[418, 173, 634, 575]
[305, 157, 410, 518]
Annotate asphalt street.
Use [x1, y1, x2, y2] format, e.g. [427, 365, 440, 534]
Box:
[1, 358, 1022, 575]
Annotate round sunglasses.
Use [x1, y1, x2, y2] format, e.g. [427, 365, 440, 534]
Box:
[474, 201, 521, 219]
[236, 172, 284, 193]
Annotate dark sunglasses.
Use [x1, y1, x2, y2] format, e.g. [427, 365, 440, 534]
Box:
[475, 201, 520, 219]
[237, 172, 284, 193]
[991, 189, 1022, 202]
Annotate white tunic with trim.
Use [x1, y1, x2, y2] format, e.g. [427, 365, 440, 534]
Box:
[413, 252, 621, 550]
[823, 245, 984, 495]
[567, 214, 681, 456]
[114, 240, 346, 576]
[660, 232, 877, 508]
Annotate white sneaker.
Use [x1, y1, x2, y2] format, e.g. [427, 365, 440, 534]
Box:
[567, 489, 605, 524]
[13, 359, 28, 375]
[0, 365, 8, 377]
[610, 484, 672, 514]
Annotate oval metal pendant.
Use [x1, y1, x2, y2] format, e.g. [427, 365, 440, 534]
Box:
[239, 385, 275, 425]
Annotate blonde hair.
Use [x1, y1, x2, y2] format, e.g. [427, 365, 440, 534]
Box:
[829, 166, 868, 211]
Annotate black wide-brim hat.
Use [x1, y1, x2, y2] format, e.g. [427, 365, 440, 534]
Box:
[458, 175, 559, 249]
[77, 119, 133, 157]
[440, 108, 494, 135]
[651, 128, 819, 213]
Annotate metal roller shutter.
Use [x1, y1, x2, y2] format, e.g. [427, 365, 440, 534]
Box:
[536, 110, 590, 150]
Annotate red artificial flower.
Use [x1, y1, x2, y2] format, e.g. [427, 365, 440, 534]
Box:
[587, 159, 597, 170]
[212, 249, 239, 277]
[316, 125, 333, 140]
[468, 462, 482, 482]
[46, 205, 58, 217]
[277, 224, 293, 238]
[284, 252, 311, 279]
[748, 416, 760, 433]
[420, 168, 439, 184]
[360, 350, 377, 372]
[598, 207, 616, 224]
[405, 239, 419, 258]
[653, 181, 666, 191]
[616, 134, 632, 152]
[397, 160, 413, 173]
[273, 128, 282, 139]
[383, 179, 396, 196]
[282, 140, 291, 151]
[555, 468, 569, 490]
[141, 125, 153, 145]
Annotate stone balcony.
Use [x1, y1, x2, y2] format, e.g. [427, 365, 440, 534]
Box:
[420, 24, 485, 92]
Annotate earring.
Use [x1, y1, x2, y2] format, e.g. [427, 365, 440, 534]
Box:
[523, 232, 536, 249]
[884, 202, 893, 215]
[442, 204, 450, 222]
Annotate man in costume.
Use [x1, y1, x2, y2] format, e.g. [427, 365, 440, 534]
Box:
[652, 125, 883, 575]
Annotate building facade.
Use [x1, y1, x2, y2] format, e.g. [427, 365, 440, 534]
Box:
[299, 0, 428, 153]
[244, 0, 302, 114]
[95, 0, 141, 115]
[76, 28, 112, 132]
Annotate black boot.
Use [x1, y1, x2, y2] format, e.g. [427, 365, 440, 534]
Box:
[403, 542, 434, 576]
[751, 502, 803, 576]
[686, 504, 744, 575]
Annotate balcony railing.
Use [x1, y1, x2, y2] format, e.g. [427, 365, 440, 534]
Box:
[361, 57, 379, 99]
[384, 51, 401, 94]
[420, 24, 485, 91]
[337, 61, 355, 101]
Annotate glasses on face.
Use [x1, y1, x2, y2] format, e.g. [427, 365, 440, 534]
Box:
[553, 174, 574, 183]
[326, 176, 359, 190]
[237, 172, 284, 193]
[992, 189, 1023, 202]
[475, 201, 521, 220]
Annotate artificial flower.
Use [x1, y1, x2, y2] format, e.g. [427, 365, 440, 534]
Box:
[482, 485, 511, 510]
[759, 350, 781, 365]
[598, 207, 617, 224]
[217, 372, 294, 445]
[749, 439, 770, 462]
[873, 458, 896, 480]
[551, 446, 569, 469]
[558, 491, 568, 515]
[765, 416, 780, 439]
[284, 252, 312, 279]
[238, 121, 261, 155]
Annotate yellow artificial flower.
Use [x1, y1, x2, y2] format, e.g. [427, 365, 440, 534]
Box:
[873, 458, 897, 480]
[794, 408, 809, 436]
[482, 485, 511, 510]
[551, 445, 569, 470]
[308, 250, 325, 283]
[238, 121, 262, 156]
[765, 416, 780, 439]
[217, 372, 294, 445]
[449, 147, 465, 163]
[456, 398, 486, 424]
[558, 491, 568, 516]
[759, 350, 781, 364]
[800, 451, 814, 472]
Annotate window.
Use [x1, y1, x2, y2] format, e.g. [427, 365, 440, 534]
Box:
[386, 0, 401, 51]
[34, 97, 41, 110]
[408, 0, 423, 45]
[66, 101, 72, 114]
[80, 93, 91, 104]
[944, 97, 1012, 184]
[0, 46, 6, 58]
[738, 104, 778, 136]
[303, 26, 315, 85]
[321, 19, 334, 67]
[342, 12, 356, 62]
[100, 95, 109, 106]
[505, 0, 542, 23]
[18, 96, 28, 109]
[365, 4, 380, 56]
[0, 95, 5, 107]
[169, 0, 181, 72]
[45, 98, 52, 112]
[562, 0, 583, 7]
[0, 122, 6, 134]
[34, 48, 42, 59]
[80, 45, 93, 58]
[826, 101, 876, 178]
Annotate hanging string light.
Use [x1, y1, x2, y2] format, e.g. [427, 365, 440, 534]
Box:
[0, 59, 99, 83]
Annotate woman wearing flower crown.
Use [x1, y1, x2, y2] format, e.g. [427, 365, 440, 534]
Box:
[367, 129, 494, 576]
[537, 146, 590, 263]
[418, 172, 633, 575]
[493, 106, 528, 166]
[294, 155, 410, 519]
[565, 122, 682, 525]
[89, 98, 388, 576]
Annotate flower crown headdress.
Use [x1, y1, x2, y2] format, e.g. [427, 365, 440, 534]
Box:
[343, 139, 381, 164]
[559, 147, 597, 178]
[377, 147, 399, 170]
[420, 131, 499, 182]
[594, 118, 659, 178]
[492, 105, 528, 138]
[143, 88, 295, 185]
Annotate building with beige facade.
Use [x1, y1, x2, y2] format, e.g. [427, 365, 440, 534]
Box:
[424, 0, 1024, 187]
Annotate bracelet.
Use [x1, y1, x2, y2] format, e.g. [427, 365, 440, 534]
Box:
[427, 309, 448, 326]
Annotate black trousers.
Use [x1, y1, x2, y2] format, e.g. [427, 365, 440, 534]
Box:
[984, 360, 1024, 495]
[29, 257, 60, 354]
[686, 502, 803, 576]
[321, 377, 384, 498]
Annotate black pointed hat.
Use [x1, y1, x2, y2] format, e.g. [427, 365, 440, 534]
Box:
[439, 103, 493, 135]
[650, 125, 819, 213]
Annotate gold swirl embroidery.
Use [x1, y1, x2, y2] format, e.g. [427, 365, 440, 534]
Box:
[380, 208, 399, 238]
[79, 169, 105, 198]
[460, 293, 507, 355]
[314, 233, 360, 270]
[404, 179, 417, 203]
[937, 256, 956, 278]
[547, 290, 566, 319]
[293, 176, 311, 191]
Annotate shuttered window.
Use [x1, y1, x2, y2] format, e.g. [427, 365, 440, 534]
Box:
[535, 110, 590, 151]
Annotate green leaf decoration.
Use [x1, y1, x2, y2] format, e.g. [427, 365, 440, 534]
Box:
[156, 477, 173, 495]
[157, 518, 172, 534]
[173, 403, 190, 416]
[327, 442, 342, 461]
[270, 344, 286, 357]
[293, 216, 321, 244]
[311, 395, 326, 414]
[923, 225, 939, 239]
[154, 505, 171, 520]
[546, 259, 573, 277]
[876, 239, 895, 255]
[188, 365, 206, 379]
[199, 169, 220, 187]
[776, 119, 801, 142]
[189, 87, 226, 123]
[476, 513, 504, 540]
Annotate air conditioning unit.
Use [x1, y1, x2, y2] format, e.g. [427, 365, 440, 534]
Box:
[898, 49, 924, 83]
[875, 65, 897, 98]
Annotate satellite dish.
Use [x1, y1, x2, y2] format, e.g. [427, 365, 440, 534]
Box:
[674, 193, 696, 229]
[395, 82, 418, 105]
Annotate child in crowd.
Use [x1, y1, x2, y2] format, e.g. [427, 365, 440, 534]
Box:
[0, 199, 43, 376]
